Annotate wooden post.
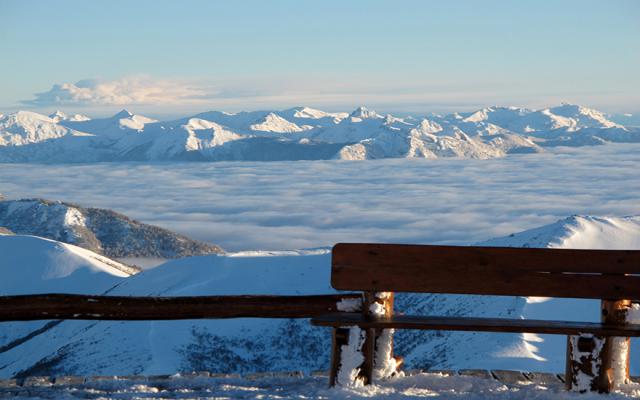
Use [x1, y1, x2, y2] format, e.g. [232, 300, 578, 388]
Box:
[356, 292, 377, 385]
[566, 334, 603, 391]
[354, 291, 399, 384]
[597, 299, 632, 392]
[373, 292, 403, 378]
[566, 299, 631, 393]
[329, 327, 350, 386]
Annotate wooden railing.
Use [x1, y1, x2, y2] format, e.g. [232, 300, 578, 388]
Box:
[0, 293, 361, 321]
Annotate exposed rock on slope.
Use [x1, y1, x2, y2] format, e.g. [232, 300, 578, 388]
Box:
[0, 199, 224, 258]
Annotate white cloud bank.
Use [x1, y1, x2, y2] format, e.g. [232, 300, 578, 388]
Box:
[1, 144, 639, 251]
[23, 77, 212, 107]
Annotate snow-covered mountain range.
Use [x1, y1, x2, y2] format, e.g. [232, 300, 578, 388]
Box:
[0, 104, 637, 162]
[1, 215, 638, 378]
[0, 198, 224, 259]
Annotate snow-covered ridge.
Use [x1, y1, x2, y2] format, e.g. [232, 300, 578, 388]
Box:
[0, 234, 135, 296]
[0, 198, 224, 259]
[1, 214, 639, 379]
[481, 215, 640, 249]
[0, 104, 636, 162]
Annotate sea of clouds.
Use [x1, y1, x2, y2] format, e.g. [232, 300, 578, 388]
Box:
[1, 144, 638, 251]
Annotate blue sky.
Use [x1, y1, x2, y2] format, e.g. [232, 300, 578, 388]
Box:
[1, 0, 639, 117]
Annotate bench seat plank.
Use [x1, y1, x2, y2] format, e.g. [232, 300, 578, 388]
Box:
[311, 312, 640, 337]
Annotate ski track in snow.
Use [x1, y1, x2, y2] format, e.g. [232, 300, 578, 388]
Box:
[1, 143, 639, 251]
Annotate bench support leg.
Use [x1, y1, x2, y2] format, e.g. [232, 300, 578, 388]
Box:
[330, 292, 399, 387]
[597, 299, 632, 392]
[356, 292, 398, 384]
[566, 299, 631, 393]
[329, 327, 350, 386]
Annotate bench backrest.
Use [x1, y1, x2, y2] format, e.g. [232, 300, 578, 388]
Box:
[331, 243, 640, 299]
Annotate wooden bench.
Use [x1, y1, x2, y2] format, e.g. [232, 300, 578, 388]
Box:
[311, 243, 640, 393]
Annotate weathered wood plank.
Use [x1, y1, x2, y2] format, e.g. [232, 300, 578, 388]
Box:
[331, 243, 640, 299]
[0, 293, 361, 321]
[312, 313, 640, 337]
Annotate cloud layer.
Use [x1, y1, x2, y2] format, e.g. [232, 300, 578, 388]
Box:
[1, 144, 638, 251]
[21, 76, 640, 114]
[23, 77, 211, 107]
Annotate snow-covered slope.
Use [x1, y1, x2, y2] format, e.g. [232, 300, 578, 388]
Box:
[0, 104, 636, 162]
[1, 215, 639, 379]
[0, 234, 136, 354]
[0, 234, 134, 295]
[0, 111, 90, 146]
[482, 215, 640, 249]
[0, 198, 224, 258]
[0, 249, 335, 378]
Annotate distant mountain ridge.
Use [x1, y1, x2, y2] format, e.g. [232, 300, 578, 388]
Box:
[0, 104, 637, 162]
[0, 198, 224, 259]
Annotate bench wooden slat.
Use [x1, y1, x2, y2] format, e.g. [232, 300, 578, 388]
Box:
[311, 313, 640, 337]
[332, 243, 640, 299]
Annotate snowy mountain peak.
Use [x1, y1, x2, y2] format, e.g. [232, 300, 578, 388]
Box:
[291, 107, 334, 119]
[49, 110, 90, 123]
[49, 110, 68, 122]
[547, 103, 622, 129]
[462, 106, 530, 124]
[0, 111, 72, 146]
[249, 113, 309, 133]
[463, 108, 492, 123]
[417, 118, 444, 134]
[113, 109, 134, 119]
[8, 110, 54, 123]
[349, 106, 380, 120]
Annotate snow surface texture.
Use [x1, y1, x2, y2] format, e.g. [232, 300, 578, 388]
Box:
[0, 198, 223, 259]
[0, 104, 638, 162]
[1, 215, 640, 380]
[4, 373, 640, 399]
[1, 144, 638, 251]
